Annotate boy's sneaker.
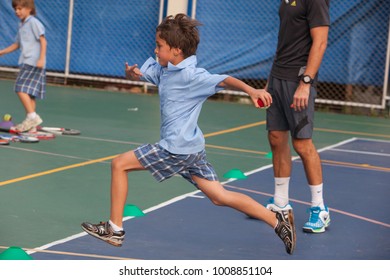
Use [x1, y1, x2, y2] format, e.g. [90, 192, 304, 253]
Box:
[81, 221, 125, 247]
[266, 198, 293, 212]
[274, 209, 296, 254]
[15, 115, 42, 132]
[302, 206, 331, 233]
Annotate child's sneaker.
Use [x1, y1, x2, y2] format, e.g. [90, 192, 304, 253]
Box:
[302, 206, 331, 233]
[266, 198, 293, 212]
[15, 115, 42, 132]
[81, 221, 125, 246]
[274, 209, 296, 254]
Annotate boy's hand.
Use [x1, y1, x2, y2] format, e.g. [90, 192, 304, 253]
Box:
[36, 58, 44, 69]
[125, 62, 142, 80]
[250, 88, 272, 108]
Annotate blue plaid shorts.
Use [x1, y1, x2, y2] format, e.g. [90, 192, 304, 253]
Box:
[15, 64, 46, 99]
[134, 143, 219, 188]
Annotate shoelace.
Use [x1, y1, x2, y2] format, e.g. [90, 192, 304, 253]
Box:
[97, 222, 109, 235]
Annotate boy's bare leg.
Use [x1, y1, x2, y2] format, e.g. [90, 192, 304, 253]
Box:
[17, 92, 35, 114]
[193, 176, 277, 228]
[195, 176, 296, 254]
[110, 150, 145, 227]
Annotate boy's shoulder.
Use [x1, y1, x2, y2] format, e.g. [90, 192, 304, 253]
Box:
[28, 16, 45, 27]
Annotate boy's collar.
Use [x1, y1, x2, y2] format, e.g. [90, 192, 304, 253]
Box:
[167, 55, 197, 71]
[21, 15, 32, 24]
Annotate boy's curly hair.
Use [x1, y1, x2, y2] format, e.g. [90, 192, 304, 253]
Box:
[156, 13, 202, 58]
[12, 0, 36, 15]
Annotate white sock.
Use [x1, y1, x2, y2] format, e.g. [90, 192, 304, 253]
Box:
[27, 112, 37, 120]
[109, 220, 123, 232]
[309, 183, 325, 209]
[274, 177, 290, 207]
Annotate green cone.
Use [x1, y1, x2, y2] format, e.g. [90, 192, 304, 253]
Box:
[265, 152, 273, 159]
[0, 247, 33, 260]
[123, 204, 145, 217]
[223, 169, 247, 179]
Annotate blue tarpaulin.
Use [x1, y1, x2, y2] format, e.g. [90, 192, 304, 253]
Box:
[196, 0, 389, 86]
[0, 0, 388, 85]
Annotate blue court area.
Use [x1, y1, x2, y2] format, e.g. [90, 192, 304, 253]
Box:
[31, 138, 390, 260]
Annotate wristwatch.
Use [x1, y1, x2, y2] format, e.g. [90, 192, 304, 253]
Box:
[301, 75, 314, 84]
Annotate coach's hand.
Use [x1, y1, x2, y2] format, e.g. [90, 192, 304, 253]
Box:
[291, 83, 310, 111]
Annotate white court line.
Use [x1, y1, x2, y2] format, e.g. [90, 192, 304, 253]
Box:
[67, 135, 142, 146]
[351, 137, 390, 144]
[330, 148, 390, 157]
[31, 137, 388, 255]
[245, 137, 359, 177]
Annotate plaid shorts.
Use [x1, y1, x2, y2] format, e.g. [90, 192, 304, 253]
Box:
[134, 143, 219, 188]
[15, 64, 46, 99]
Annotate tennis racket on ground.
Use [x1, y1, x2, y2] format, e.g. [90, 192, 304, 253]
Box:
[0, 127, 55, 140]
[0, 138, 10, 145]
[37, 126, 81, 135]
[0, 134, 39, 143]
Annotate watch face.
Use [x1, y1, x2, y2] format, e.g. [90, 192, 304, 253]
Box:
[303, 75, 312, 83]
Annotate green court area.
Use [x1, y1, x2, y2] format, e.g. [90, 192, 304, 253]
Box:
[0, 79, 389, 251]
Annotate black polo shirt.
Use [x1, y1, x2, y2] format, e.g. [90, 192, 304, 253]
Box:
[271, 0, 330, 81]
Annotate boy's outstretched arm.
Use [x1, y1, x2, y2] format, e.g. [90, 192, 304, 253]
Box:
[219, 76, 272, 108]
[0, 43, 19, 56]
[125, 62, 143, 81]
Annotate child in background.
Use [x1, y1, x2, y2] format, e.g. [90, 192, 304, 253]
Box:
[82, 14, 296, 254]
[0, 0, 46, 132]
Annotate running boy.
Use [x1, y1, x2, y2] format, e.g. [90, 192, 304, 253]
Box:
[0, 0, 46, 132]
[81, 14, 296, 254]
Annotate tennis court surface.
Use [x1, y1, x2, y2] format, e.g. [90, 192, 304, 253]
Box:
[0, 80, 389, 261]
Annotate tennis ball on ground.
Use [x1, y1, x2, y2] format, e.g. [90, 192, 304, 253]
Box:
[3, 114, 12, 121]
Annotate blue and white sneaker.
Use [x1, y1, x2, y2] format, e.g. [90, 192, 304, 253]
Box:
[303, 206, 331, 233]
[266, 198, 293, 212]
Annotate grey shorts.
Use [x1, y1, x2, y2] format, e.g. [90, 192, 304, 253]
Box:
[266, 76, 317, 139]
[134, 143, 219, 188]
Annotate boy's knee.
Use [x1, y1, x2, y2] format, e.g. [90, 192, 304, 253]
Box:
[208, 192, 230, 207]
[210, 197, 225, 207]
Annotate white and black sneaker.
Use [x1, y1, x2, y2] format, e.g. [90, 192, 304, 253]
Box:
[14, 115, 42, 132]
[274, 209, 296, 254]
[81, 221, 125, 247]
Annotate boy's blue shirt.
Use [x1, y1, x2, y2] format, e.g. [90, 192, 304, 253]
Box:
[140, 55, 228, 154]
[16, 15, 45, 67]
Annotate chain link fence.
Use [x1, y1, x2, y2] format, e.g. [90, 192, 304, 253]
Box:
[0, 0, 389, 114]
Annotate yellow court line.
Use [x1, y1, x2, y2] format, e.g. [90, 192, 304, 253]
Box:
[1, 122, 267, 187]
[204, 121, 266, 137]
[1, 120, 389, 187]
[0, 155, 117, 187]
[315, 128, 390, 139]
[205, 144, 268, 155]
